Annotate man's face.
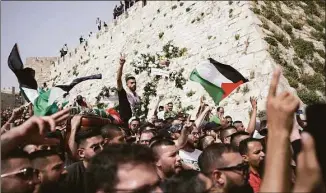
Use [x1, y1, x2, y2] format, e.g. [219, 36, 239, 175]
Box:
[226, 118, 233, 127]
[35, 155, 65, 185]
[154, 121, 163, 130]
[114, 163, 162, 193]
[140, 132, 154, 146]
[167, 104, 173, 111]
[79, 135, 104, 162]
[244, 141, 265, 169]
[217, 108, 224, 115]
[212, 153, 250, 193]
[234, 122, 245, 132]
[127, 79, 137, 92]
[188, 126, 200, 146]
[129, 120, 140, 133]
[1, 158, 40, 193]
[151, 115, 158, 123]
[156, 145, 182, 177]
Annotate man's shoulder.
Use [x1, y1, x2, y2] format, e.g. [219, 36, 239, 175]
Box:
[66, 161, 84, 173]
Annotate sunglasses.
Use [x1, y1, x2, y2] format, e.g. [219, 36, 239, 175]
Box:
[216, 162, 249, 179]
[1, 167, 39, 179]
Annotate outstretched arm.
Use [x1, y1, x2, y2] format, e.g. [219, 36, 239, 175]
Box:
[153, 95, 163, 116]
[117, 53, 126, 91]
[260, 68, 299, 193]
[246, 97, 257, 136]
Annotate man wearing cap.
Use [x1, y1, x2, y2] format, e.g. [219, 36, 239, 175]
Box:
[203, 122, 221, 140]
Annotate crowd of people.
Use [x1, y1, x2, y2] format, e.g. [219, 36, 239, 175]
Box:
[1, 52, 325, 193]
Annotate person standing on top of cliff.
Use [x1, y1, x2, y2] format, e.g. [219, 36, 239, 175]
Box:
[62, 44, 68, 56]
[116, 53, 140, 125]
[79, 36, 84, 44]
[113, 5, 118, 19]
[124, 0, 130, 11]
[96, 17, 101, 31]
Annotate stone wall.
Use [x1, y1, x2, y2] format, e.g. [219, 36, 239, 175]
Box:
[34, 1, 324, 125]
[25, 57, 59, 87]
[1, 87, 24, 109]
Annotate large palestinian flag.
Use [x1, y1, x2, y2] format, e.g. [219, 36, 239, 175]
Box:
[190, 58, 248, 105]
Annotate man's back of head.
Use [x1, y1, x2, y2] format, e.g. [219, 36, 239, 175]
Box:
[230, 131, 250, 149]
[100, 124, 125, 144]
[87, 144, 160, 193]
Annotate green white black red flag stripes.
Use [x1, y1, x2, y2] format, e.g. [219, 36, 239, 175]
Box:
[190, 58, 248, 105]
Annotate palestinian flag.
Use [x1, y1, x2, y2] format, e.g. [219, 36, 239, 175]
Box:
[8, 43, 102, 116]
[190, 58, 248, 104]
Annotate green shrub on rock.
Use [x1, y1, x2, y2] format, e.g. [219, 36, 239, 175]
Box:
[297, 89, 322, 105]
[291, 38, 315, 59]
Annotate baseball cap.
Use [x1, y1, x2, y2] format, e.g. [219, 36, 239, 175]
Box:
[204, 122, 221, 131]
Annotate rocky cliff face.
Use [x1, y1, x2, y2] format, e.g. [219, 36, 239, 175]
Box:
[44, 1, 324, 125]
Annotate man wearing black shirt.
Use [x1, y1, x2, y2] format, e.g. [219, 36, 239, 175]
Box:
[116, 54, 140, 126]
[63, 129, 104, 193]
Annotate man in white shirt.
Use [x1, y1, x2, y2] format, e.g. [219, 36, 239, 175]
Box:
[179, 123, 202, 171]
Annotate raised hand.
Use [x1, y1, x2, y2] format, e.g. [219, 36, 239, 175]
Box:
[250, 96, 258, 110]
[267, 68, 300, 134]
[119, 53, 126, 65]
[16, 116, 59, 145]
[11, 106, 25, 119]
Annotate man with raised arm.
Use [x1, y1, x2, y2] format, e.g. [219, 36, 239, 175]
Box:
[116, 54, 140, 124]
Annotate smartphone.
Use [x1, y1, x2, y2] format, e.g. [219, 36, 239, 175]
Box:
[305, 103, 326, 183]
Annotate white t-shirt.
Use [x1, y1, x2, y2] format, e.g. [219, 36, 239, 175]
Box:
[179, 149, 202, 171]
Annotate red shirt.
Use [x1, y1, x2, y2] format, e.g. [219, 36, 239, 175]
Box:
[249, 170, 261, 193]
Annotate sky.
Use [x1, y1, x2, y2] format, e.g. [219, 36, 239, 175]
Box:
[1, 1, 117, 89]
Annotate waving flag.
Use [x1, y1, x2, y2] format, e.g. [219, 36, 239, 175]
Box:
[190, 58, 248, 105]
[8, 43, 102, 116]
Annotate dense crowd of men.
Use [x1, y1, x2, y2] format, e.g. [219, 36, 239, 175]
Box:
[1, 50, 325, 193]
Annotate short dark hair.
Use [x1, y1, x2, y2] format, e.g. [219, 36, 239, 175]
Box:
[239, 138, 262, 155]
[86, 144, 156, 193]
[150, 138, 175, 159]
[125, 76, 135, 82]
[225, 115, 232, 119]
[219, 126, 237, 139]
[140, 129, 157, 137]
[100, 124, 122, 140]
[75, 129, 102, 146]
[139, 122, 155, 134]
[159, 106, 164, 109]
[230, 131, 250, 148]
[162, 170, 208, 193]
[1, 149, 30, 173]
[198, 143, 238, 175]
[233, 120, 242, 124]
[216, 107, 223, 112]
[30, 149, 64, 168]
